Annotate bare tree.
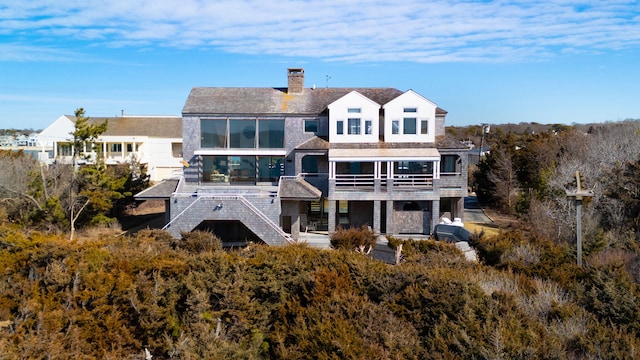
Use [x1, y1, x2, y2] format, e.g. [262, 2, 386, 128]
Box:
[0, 150, 41, 221]
[487, 147, 519, 213]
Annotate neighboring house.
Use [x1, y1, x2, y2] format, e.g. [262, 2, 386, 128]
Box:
[38, 115, 183, 182]
[14, 134, 29, 146]
[0, 135, 14, 147]
[139, 68, 468, 245]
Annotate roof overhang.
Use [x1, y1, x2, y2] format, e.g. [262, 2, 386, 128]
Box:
[134, 179, 179, 200]
[329, 148, 440, 162]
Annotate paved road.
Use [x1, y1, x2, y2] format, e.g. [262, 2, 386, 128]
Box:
[464, 196, 493, 224]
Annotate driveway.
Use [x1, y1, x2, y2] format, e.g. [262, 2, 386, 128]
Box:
[464, 195, 493, 224]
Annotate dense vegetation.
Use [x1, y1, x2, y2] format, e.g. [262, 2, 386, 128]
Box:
[2, 119, 640, 358]
[2, 226, 640, 359]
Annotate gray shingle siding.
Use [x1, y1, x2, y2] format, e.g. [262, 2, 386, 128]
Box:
[173, 73, 468, 242]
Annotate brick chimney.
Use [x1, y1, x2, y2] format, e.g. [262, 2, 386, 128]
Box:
[287, 68, 304, 94]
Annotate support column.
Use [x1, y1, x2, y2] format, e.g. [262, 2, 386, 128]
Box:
[431, 199, 440, 235]
[454, 197, 464, 221]
[328, 200, 336, 233]
[373, 200, 381, 234]
[386, 201, 394, 235]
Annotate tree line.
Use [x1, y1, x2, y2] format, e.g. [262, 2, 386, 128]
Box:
[469, 120, 640, 247]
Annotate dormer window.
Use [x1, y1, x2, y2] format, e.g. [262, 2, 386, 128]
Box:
[404, 107, 417, 113]
[348, 108, 361, 113]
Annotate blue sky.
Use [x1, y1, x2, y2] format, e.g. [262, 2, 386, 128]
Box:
[1, 0, 639, 130]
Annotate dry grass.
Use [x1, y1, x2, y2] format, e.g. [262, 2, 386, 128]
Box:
[465, 222, 500, 237]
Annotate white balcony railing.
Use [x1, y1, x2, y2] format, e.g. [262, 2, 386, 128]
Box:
[392, 174, 433, 188]
[332, 174, 434, 189]
[335, 174, 375, 188]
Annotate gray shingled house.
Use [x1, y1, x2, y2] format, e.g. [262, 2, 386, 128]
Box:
[139, 69, 468, 246]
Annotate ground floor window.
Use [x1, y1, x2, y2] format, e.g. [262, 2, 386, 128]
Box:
[202, 155, 284, 183]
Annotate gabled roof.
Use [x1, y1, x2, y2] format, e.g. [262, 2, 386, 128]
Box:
[182, 87, 408, 115]
[66, 116, 182, 138]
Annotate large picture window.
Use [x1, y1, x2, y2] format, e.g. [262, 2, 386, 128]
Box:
[201, 119, 227, 148]
[259, 119, 285, 148]
[230, 119, 256, 148]
[201, 118, 284, 149]
[202, 155, 284, 183]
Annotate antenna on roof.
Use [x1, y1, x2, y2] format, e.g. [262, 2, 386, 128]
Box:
[325, 75, 331, 88]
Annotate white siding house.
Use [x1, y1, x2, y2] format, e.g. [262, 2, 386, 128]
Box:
[38, 115, 183, 182]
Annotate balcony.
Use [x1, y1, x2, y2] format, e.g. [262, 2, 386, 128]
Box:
[332, 173, 434, 191]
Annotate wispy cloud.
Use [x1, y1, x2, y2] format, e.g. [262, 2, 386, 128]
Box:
[1, 0, 638, 63]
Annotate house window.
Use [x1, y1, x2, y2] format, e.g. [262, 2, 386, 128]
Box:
[257, 156, 284, 182]
[202, 118, 284, 149]
[201, 119, 227, 148]
[392, 120, 399, 134]
[421, 120, 429, 134]
[258, 119, 285, 148]
[337, 120, 344, 135]
[203, 155, 283, 183]
[395, 161, 432, 174]
[403, 118, 417, 134]
[57, 143, 72, 156]
[230, 119, 256, 148]
[110, 143, 122, 152]
[404, 107, 417, 113]
[348, 108, 361, 113]
[441, 155, 459, 173]
[304, 119, 318, 133]
[348, 118, 361, 135]
[171, 143, 182, 157]
[365, 120, 372, 135]
[126, 143, 133, 152]
[302, 155, 319, 173]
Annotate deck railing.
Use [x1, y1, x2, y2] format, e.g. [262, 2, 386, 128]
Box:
[335, 174, 375, 188]
[392, 174, 433, 188]
[332, 173, 434, 189]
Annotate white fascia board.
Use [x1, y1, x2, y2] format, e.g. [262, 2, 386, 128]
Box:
[330, 156, 440, 162]
[194, 149, 287, 156]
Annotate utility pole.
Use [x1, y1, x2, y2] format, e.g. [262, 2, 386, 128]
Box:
[479, 123, 490, 160]
[566, 171, 593, 266]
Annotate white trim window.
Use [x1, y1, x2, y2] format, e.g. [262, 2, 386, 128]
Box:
[421, 119, 429, 134]
[348, 118, 361, 135]
[392, 120, 400, 134]
[403, 117, 417, 134]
